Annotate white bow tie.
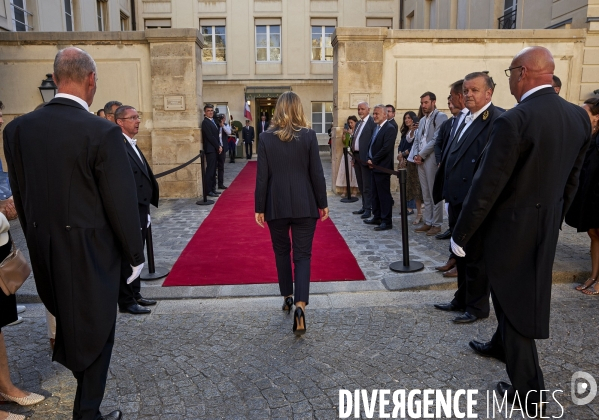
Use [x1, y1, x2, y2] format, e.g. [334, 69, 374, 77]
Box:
[129, 138, 137, 146]
[464, 114, 474, 124]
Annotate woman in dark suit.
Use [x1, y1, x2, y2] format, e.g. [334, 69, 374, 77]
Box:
[255, 91, 329, 336]
[0, 212, 45, 420]
[566, 97, 599, 294]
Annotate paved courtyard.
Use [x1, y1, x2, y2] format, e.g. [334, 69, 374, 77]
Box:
[5, 155, 599, 419]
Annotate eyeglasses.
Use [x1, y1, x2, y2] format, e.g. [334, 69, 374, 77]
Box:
[118, 116, 141, 121]
[505, 66, 523, 77]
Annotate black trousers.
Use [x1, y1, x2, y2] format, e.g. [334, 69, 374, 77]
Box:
[204, 151, 217, 194]
[72, 323, 115, 420]
[267, 217, 317, 305]
[371, 171, 392, 224]
[353, 156, 372, 211]
[215, 149, 226, 188]
[489, 289, 545, 408]
[448, 202, 490, 317]
[118, 205, 149, 308]
[245, 142, 253, 159]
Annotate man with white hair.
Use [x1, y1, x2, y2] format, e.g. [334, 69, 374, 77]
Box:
[3, 47, 144, 420]
[351, 101, 376, 219]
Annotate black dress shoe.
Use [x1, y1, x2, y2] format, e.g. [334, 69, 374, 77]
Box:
[360, 211, 372, 219]
[119, 303, 151, 315]
[136, 297, 157, 306]
[207, 192, 219, 197]
[496, 381, 545, 417]
[435, 229, 452, 240]
[469, 340, 506, 363]
[363, 218, 382, 225]
[212, 190, 221, 195]
[453, 312, 478, 323]
[352, 208, 365, 215]
[374, 222, 392, 231]
[433, 302, 464, 312]
[218, 185, 228, 189]
[101, 410, 122, 420]
[496, 381, 513, 398]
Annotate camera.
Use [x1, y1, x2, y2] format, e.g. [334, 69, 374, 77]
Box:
[214, 114, 225, 125]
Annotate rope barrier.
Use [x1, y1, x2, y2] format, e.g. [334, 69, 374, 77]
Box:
[155, 152, 202, 179]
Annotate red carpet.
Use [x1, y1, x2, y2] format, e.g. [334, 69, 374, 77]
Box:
[163, 161, 365, 286]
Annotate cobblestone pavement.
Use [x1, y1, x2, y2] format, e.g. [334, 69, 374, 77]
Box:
[4, 284, 599, 419]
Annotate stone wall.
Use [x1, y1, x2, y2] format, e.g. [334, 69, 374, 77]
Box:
[0, 29, 204, 198]
[332, 26, 595, 194]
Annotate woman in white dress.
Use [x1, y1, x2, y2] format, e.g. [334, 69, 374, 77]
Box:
[336, 115, 359, 191]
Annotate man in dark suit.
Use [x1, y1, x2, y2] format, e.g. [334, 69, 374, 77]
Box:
[363, 104, 398, 231]
[351, 101, 376, 219]
[242, 119, 255, 159]
[115, 105, 159, 315]
[3, 47, 144, 420]
[201, 104, 221, 198]
[257, 114, 269, 137]
[433, 73, 504, 324]
[452, 47, 591, 414]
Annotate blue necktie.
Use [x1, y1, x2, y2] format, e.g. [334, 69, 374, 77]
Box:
[368, 125, 380, 159]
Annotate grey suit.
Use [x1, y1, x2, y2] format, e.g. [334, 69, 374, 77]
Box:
[412, 109, 448, 227]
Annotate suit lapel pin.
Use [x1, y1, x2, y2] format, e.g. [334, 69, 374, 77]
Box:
[482, 110, 489, 121]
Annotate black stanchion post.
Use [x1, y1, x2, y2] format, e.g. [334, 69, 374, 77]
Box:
[340, 147, 359, 203]
[196, 150, 214, 206]
[140, 224, 170, 280]
[389, 168, 424, 273]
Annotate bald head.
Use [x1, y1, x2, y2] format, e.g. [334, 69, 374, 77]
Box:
[508, 46, 555, 102]
[53, 47, 97, 85]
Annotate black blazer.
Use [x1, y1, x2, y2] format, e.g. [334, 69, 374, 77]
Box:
[3, 97, 144, 371]
[257, 120, 270, 136]
[433, 104, 503, 205]
[433, 116, 455, 165]
[124, 138, 159, 209]
[201, 117, 220, 154]
[369, 121, 398, 173]
[255, 128, 327, 221]
[242, 126, 255, 143]
[354, 115, 376, 163]
[453, 87, 591, 339]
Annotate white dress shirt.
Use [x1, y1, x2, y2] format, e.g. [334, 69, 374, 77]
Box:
[520, 84, 552, 102]
[55, 93, 89, 112]
[123, 133, 143, 164]
[457, 101, 493, 143]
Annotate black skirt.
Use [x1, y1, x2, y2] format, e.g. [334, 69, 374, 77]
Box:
[0, 238, 17, 330]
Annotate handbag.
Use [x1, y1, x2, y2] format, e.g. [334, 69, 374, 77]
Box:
[0, 239, 31, 296]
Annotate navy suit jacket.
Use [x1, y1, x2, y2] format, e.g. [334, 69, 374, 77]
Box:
[242, 126, 255, 143]
[201, 117, 220, 154]
[368, 121, 398, 173]
[354, 115, 376, 164]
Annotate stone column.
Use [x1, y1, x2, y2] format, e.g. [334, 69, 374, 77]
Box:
[146, 28, 204, 198]
[332, 27, 386, 195]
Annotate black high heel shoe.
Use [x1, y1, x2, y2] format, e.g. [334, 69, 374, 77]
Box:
[282, 296, 294, 314]
[293, 307, 306, 336]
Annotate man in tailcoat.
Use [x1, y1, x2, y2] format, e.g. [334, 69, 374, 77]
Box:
[242, 119, 255, 159]
[3, 47, 144, 420]
[201, 104, 222, 198]
[363, 104, 398, 231]
[115, 105, 159, 315]
[433, 72, 504, 324]
[351, 101, 376, 219]
[451, 47, 591, 414]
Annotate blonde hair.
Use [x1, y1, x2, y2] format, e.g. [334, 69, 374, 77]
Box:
[269, 91, 309, 142]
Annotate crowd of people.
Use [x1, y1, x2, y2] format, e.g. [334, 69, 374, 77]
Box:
[0, 42, 597, 419]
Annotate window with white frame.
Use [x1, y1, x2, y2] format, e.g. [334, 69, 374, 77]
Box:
[256, 25, 281, 62]
[201, 25, 226, 62]
[64, 0, 73, 31]
[311, 102, 333, 134]
[311, 26, 334, 61]
[10, 0, 32, 31]
[120, 12, 129, 31]
[97, 0, 106, 31]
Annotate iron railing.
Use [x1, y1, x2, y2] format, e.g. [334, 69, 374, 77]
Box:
[498, 8, 517, 29]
